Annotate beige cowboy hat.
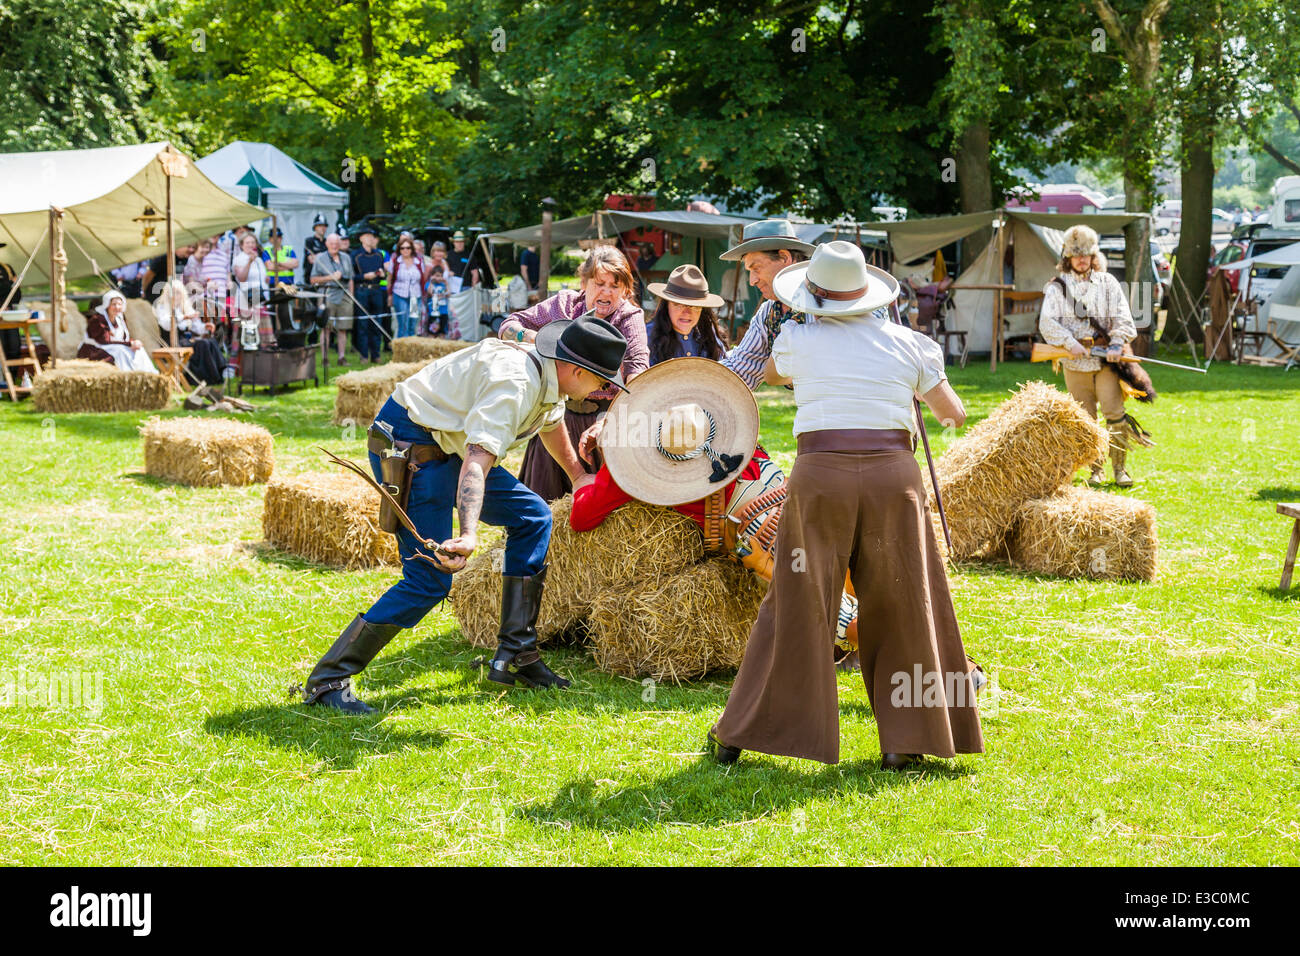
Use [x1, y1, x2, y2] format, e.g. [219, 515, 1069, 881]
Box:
[647, 264, 725, 309]
[771, 240, 899, 317]
[601, 358, 758, 506]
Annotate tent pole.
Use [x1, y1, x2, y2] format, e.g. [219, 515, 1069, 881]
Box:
[47, 207, 63, 369]
[166, 171, 178, 348]
[537, 199, 556, 295]
[991, 212, 1006, 372]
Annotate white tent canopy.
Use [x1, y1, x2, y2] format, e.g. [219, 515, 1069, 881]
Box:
[875, 209, 1153, 355]
[0, 141, 267, 283]
[196, 141, 348, 261]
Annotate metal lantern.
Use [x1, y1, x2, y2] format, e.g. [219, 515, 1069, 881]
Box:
[134, 205, 165, 247]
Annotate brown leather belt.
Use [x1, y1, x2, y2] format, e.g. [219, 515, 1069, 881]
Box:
[367, 434, 448, 463]
[797, 428, 915, 456]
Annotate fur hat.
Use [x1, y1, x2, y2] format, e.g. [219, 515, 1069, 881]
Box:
[1061, 225, 1101, 259]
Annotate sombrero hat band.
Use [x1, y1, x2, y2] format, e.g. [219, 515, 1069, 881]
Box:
[806, 278, 870, 301]
[654, 408, 745, 483]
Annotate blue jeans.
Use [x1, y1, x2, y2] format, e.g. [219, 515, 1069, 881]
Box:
[353, 286, 386, 361]
[362, 397, 552, 629]
[392, 295, 420, 339]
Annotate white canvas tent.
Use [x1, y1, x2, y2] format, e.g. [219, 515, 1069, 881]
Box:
[875, 209, 1152, 364]
[0, 141, 267, 283]
[196, 141, 348, 262]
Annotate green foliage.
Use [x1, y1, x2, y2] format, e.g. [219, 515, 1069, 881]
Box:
[0, 0, 168, 151]
[149, 0, 476, 210]
[452, 0, 955, 225]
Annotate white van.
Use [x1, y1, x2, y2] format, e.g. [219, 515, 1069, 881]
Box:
[1269, 176, 1300, 230]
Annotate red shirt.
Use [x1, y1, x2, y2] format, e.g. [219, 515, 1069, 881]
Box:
[570, 447, 769, 531]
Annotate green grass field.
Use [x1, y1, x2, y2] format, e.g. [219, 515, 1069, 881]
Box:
[1, 353, 1297, 865]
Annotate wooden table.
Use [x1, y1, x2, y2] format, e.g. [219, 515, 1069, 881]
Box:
[1279, 503, 1300, 590]
[150, 346, 194, 392]
[0, 314, 43, 401]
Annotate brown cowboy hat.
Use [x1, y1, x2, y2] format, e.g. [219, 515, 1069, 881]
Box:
[646, 264, 725, 309]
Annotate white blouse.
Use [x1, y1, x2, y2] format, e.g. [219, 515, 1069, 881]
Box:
[772, 313, 947, 437]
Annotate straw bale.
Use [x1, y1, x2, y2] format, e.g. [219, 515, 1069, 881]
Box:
[1003, 486, 1158, 581]
[932, 381, 1108, 560]
[24, 298, 86, 360]
[585, 557, 767, 681]
[390, 336, 470, 364]
[31, 359, 171, 413]
[331, 361, 425, 425]
[140, 416, 274, 487]
[449, 494, 704, 649]
[262, 471, 398, 569]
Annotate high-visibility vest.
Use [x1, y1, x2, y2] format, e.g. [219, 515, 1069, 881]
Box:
[265, 246, 298, 282]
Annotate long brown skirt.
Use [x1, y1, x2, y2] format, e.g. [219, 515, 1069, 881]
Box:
[713, 447, 984, 764]
[518, 407, 602, 502]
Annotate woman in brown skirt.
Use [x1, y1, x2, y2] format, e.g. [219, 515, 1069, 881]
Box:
[497, 247, 649, 501]
[708, 241, 984, 770]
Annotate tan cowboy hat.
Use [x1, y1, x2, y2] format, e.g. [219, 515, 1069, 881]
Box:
[771, 240, 899, 317]
[647, 264, 725, 309]
[602, 358, 758, 506]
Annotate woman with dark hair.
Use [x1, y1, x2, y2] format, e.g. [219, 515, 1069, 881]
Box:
[497, 245, 649, 500]
[644, 265, 727, 366]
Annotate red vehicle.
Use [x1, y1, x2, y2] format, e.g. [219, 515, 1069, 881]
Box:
[1209, 241, 1247, 294]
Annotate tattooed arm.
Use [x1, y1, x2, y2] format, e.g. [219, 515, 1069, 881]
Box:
[437, 444, 497, 572]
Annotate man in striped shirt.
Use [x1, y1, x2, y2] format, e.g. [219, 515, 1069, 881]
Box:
[720, 219, 894, 389]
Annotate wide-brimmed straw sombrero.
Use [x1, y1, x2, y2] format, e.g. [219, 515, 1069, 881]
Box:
[602, 358, 758, 506]
[771, 240, 899, 317]
[646, 264, 725, 309]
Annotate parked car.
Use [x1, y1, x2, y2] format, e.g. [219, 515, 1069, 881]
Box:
[1099, 236, 1165, 320]
[1211, 208, 1236, 235]
[1209, 241, 1248, 294]
[1152, 200, 1181, 236]
[1241, 229, 1300, 305]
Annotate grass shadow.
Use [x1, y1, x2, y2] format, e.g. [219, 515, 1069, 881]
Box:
[203, 702, 450, 769]
[1253, 487, 1300, 503]
[247, 541, 363, 573]
[1256, 584, 1300, 601]
[520, 756, 971, 832]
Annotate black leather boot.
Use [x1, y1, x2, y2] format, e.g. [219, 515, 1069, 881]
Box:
[488, 568, 569, 689]
[303, 614, 402, 714]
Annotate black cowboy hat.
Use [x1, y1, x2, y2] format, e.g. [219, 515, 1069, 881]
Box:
[534, 315, 630, 392]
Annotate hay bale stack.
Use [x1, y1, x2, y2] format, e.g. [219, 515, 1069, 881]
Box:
[262, 471, 398, 569]
[1003, 486, 1158, 581]
[390, 336, 470, 364]
[450, 546, 583, 648]
[331, 362, 425, 425]
[449, 494, 704, 648]
[586, 557, 767, 681]
[141, 417, 274, 486]
[932, 381, 1108, 560]
[31, 359, 171, 413]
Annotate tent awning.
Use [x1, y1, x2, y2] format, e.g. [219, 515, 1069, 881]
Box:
[196, 141, 347, 206]
[0, 141, 267, 283]
[486, 209, 756, 247]
[875, 208, 1150, 264]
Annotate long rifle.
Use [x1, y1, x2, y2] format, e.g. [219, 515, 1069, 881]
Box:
[1030, 342, 1207, 373]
